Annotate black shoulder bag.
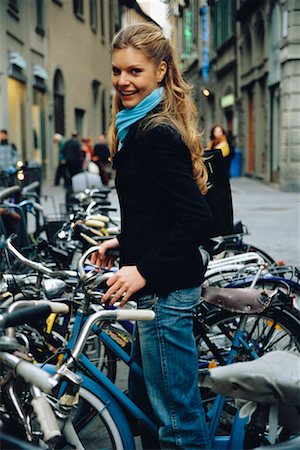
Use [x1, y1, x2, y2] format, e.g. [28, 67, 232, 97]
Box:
[204, 149, 234, 236]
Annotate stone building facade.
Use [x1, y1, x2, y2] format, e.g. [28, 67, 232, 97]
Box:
[0, 0, 155, 181]
[168, 0, 300, 191]
[236, 0, 300, 191]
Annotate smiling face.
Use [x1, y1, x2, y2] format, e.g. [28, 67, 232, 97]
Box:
[111, 46, 166, 109]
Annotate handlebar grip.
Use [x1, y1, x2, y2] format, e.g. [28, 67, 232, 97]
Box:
[15, 359, 57, 394]
[50, 302, 69, 314]
[32, 201, 44, 213]
[97, 207, 117, 212]
[31, 397, 61, 444]
[0, 185, 21, 202]
[0, 353, 58, 394]
[0, 304, 52, 329]
[115, 309, 155, 321]
[0, 302, 69, 329]
[21, 181, 40, 194]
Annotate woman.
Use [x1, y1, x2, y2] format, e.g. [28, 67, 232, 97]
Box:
[91, 23, 215, 449]
[208, 124, 233, 176]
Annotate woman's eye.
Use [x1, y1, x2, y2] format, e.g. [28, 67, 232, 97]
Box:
[131, 68, 141, 75]
[112, 68, 120, 75]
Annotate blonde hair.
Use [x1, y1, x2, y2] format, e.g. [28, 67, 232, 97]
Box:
[108, 23, 208, 194]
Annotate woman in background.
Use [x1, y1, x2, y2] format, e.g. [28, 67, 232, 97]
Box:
[208, 124, 234, 177]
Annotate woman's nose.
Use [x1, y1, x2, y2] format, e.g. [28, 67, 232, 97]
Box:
[118, 72, 130, 86]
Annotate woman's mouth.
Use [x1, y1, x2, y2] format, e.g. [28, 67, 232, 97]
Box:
[120, 90, 138, 97]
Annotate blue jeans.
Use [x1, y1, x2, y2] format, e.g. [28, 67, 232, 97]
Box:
[128, 287, 210, 450]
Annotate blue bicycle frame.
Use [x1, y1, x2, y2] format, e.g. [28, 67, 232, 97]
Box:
[47, 304, 261, 449]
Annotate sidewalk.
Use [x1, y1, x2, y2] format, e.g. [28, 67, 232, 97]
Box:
[41, 177, 299, 266]
[230, 177, 299, 266]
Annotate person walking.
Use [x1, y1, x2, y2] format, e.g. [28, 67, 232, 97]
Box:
[61, 130, 83, 188]
[91, 23, 216, 449]
[93, 134, 111, 185]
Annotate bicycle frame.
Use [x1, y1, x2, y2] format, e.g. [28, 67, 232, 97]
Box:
[207, 315, 260, 447]
[66, 307, 157, 435]
[52, 303, 266, 449]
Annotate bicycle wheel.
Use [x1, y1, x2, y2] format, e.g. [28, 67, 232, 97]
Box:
[42, 364, 135, 449]
[66, 388, 135, 450]
[195, 304, 300, 434]
[197, 303, 300, 366]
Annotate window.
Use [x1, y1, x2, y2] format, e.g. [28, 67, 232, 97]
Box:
[53, 69, 65, 136]
[108, 0, 121, 41]
[73, 0, 84, 20]
[90, 0, 97, 31]
[36, 0, 45, 36]
[75, 108, 85, 136]
[101, 90, 106, 134]
[109, 0, 113, 42]
[7, 0, 19, 19]
[213, 0, 235, 50]
[99, 0, 105, 41]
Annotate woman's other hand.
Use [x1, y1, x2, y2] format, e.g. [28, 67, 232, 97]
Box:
[90, 237, 120, 269]
[101, 266, 146, 306]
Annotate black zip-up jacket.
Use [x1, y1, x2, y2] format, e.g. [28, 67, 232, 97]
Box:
[113, 118, 216, 297]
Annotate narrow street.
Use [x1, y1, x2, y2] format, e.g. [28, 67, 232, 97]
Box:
[41, 176, 299, 266]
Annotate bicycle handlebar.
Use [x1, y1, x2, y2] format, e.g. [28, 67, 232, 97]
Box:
[6, 237, 78, 280]
[78, 244, 105, 279]
[21, 181, 40, 195]
[67, 308, 155, 363]
[0, 352, 58, 394]
[0, 185, 21, 202]
[0, 301, 69, 330]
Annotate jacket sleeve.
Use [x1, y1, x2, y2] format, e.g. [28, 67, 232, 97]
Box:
[134, 125, 216, 285]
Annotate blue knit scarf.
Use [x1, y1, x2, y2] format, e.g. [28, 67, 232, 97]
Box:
[116, 87, 164, 148]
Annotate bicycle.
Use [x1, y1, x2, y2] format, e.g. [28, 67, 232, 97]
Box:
[0, 299, 154, 449]
[201, 350, 300, 448]
[4, 239, 300, 448]
[46, 247, 300, 449]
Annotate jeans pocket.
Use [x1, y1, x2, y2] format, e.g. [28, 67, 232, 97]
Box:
[167, 286, 201, 309]
[136, 294, 156, 310]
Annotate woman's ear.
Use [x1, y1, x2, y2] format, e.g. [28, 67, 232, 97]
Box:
[157, 61, 167, 83]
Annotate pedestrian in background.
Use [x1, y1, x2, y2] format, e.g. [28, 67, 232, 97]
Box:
[93, 134, 111, 185]
[0, 129, 19, 172]
[61, 130, 83, 188]
[53, 133, 66, 186]
[207, 124, 235, 177]
[91, 22, 215, 449]
[81, 137, 93, 171]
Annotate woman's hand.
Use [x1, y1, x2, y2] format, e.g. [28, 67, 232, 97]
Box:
[101, 266, 146, 306]
[90, 237, 120, 269]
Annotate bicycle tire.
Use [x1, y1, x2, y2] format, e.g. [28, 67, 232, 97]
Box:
[40, 367, 136, 450]
[195, 303, 300, 438]
[65, 386, 134, 449]
[197, 303, 300, 365]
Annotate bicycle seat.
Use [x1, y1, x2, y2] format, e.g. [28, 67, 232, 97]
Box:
[253, 435, 300, 450]
[201, 287, 275, 314]
[203, 351, 300, 406]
